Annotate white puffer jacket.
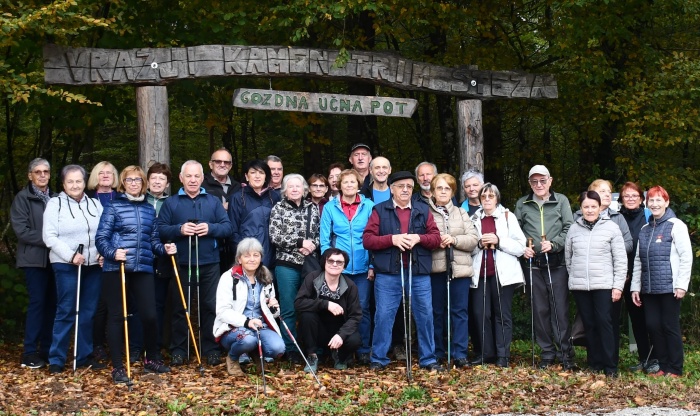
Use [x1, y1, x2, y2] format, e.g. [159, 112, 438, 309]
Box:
[471, 205, 526, 288]
[213, 265, 281, 339]
[565, 217, 627, 291]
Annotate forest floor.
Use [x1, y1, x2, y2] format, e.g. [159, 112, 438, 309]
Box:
[1, 341, 699, 415]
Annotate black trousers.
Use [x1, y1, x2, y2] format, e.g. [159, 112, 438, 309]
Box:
[469, 276, 516, 359]
[527, 265, 573, 361]
[171, 263, 221, 357]
[621, 278, 654, 363]
[572, 290, 617, 373]
[643, 293, 683, 375]
[298, 311, 361, 362]
[102, 271, 160, 368]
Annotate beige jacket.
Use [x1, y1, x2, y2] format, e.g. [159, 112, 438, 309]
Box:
[428, 200, 479, 278]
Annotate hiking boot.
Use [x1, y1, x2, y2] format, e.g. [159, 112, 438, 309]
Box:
[332, 350, 347, 370]
[238, 353, 252, 364]
[495, 357, 509, 368]
[304, 354, 319, 373]
[206, 353, 222, 366]
[392, 345, 407, 361]
[420, 362, 445, 373]
[144, 359, 171, 374]
[226, 356, 244, 376]
[76, 358, 106, 370]
[538, 359, 554, 369]
[170, 353, 186, 366]
[644, 359, 660, 374]
[21, 353, 46, 369]
[562, 361, 579, 371]
[628, 362, 644, 372]
[357, 352, 371, 366]
[370, 362, 386, 371]
[49, 364, 63, 374]
[454, 357, 470, 368]
[112, 367, 129, 384]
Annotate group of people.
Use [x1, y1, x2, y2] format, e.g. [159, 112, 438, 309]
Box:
[12, 143, 692, 385]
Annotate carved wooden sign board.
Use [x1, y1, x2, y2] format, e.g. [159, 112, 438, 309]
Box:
[43, 44, 558, 100]
[232, 89, 417, 117]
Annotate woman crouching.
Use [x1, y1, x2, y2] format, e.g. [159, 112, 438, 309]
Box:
[214, 238, 285, 376]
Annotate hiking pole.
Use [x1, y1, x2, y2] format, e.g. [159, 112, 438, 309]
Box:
[72, 244, 84, 374]
[527, 237, 535, 367]
[480, 245, 488, 366]
[446, 246, 453, 369]
[170, 251, 203, 375]
[399, 253, 411, 382]
[120, 258, 134, 390]
[279, 319, 322, 386]
[541, 234, 567, 367]
[256, 329, 267, 396]
[407, 251, 414, 382]
[492, 246, 507, 364]
[187, 229, 192, 361]
[195, 233, 203, 365]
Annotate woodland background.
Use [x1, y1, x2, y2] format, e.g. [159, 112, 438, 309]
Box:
[2, 0, 700, 344]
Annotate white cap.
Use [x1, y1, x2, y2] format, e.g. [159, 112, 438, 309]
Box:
[528, 165, 550, 178]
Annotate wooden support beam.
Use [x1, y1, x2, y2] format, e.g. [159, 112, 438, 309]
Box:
[137, 86, 169, 170]
[457, 99, 483, 201]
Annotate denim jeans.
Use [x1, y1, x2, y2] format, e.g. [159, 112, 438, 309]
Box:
[275, 265, 303, 350]
[430, 272, 470, 360]
[49, 263, 101, 367]
[371, 271, 437, 367]
[348, 272, 372, 354]
[22, 266, 56, 357]
[219, 326, 285, 360]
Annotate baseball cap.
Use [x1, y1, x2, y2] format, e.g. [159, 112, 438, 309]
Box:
[350, 143, 371, 154]
[528, 165, 550, 178]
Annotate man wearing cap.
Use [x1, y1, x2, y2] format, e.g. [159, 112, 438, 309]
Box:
[349, 143, 373, 194]
[514, 165, 575, 369]
[363, 171, 444, 372]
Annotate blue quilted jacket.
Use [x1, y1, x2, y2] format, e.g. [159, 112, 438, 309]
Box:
[631, 208, 693, 294]
[96, 194, 166, 273]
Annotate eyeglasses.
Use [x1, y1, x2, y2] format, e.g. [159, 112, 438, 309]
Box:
[32, 170, 50, 176]
[327, 259, 345, 266]
[622, 194, 640, 200]
[124, 178, 143, 184]
[480, 194, 497, 200]
[392, 184, 414, 190]
[529, 178, 549, 186]
[310, 184, 327, 188]
[211, 159, 232, 166]
[435, 186, 452, 192]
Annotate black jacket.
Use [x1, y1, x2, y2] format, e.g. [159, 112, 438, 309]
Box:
[11, 183, 54, 268]
[202, 173, 241, 205]
[294, 271, 362, 341]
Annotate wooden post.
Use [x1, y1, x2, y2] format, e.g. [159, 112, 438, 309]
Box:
[457, 99, 483, 201]
[137, 86, 170, 170]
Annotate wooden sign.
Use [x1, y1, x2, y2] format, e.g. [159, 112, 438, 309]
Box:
[233, 89, 417, 117]
[43, 44, 558, 99]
